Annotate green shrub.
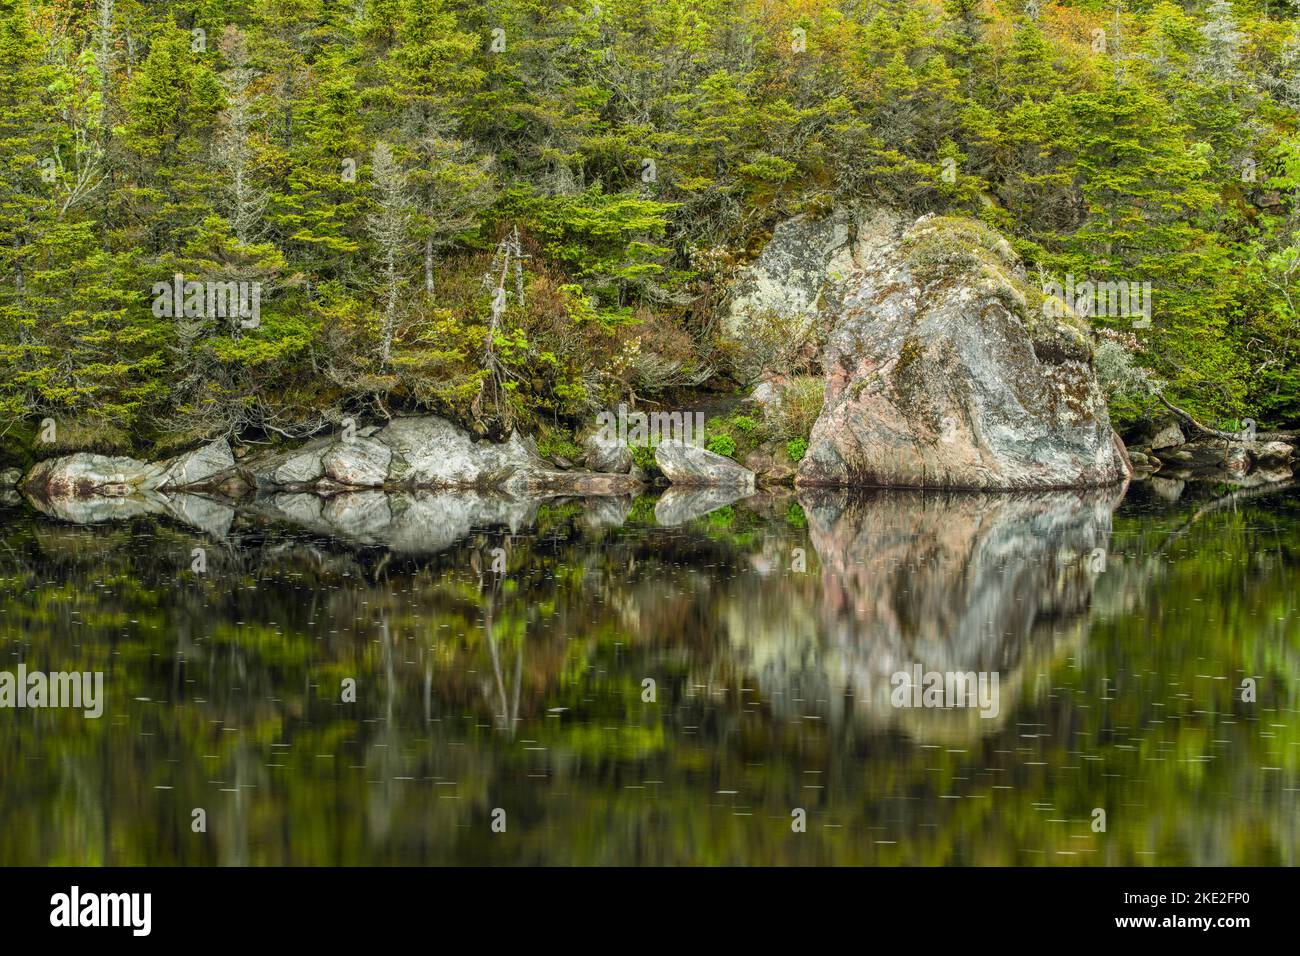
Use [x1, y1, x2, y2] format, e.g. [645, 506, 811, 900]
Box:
[536, 430, 583, 462]
[629, 443, 661, 477]
[705, 433, 737, 457]
[786, 437, 808, 462]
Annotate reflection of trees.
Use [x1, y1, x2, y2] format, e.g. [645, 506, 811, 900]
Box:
[2, 485, 1298, 865]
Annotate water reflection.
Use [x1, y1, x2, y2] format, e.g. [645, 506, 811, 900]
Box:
[0, 480, 1296, 865]
[752, 489, 1124, 739]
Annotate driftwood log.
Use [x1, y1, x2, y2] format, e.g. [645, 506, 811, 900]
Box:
[1156, 393, 1300, 443]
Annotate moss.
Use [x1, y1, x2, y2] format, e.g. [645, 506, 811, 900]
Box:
[901, 215, 1092, 356]
[536, 428, 583, 462]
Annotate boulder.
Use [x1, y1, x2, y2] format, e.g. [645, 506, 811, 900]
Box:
[655, 440, 756, 489]
[723, 206, 901, 378]
[747, 378, 784, 411]
[23, 453, 164, 499]
[724, 206, 881, 343]
[1148, 422, 1185, 451]
[796, 214, 1129, 490]
[322, 436, 392, 487]
[379, 417, 546, 488]
[743, 442, 797, 485]
[153, 438, 236, 489]
[582, 431, 633, 474]
[0, 467, 21, 488]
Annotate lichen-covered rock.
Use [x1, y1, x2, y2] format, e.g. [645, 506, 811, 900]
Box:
[722, 206, 903, 379]
[0, 467, 21, 488]
[23, 453, 165, 498]
[241, 437, 332, 489]
[656, 440, 756, 488]
[797, 214, 1129, 490]
[582, 431, 633, 474]
[1148, 422, 1185, 451]
[322, 436, 392, 487]
[378, 417, 546, 488]
[154, 438, 236, 489]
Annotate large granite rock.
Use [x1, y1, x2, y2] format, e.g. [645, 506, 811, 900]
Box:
[797, 214, 1130, 490]
[722, 206, 889, 379]
[22, 439, 236, 500]
[152, 439, 236, 490]
[655, 440, 756, 489]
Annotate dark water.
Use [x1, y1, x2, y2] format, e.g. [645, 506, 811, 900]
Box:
[1, 479, 1297, 865]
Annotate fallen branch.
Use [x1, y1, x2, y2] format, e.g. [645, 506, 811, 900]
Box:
[1155, 392, 1299, 443]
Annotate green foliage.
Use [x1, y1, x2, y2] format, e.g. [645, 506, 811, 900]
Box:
[704, 432, 737, 458]
[763, 377, 826, 444]
[4, 0, 1300, 448]
[629, 443, 659, 474]
[536, 429, 582, 462]
[786, 437, 808, 462]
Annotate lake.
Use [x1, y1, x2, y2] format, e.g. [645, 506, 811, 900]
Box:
[1, 479, 1297, 865]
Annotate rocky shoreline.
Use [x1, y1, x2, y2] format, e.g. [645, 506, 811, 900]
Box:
[5, 208, 1297, 505]
[12, 414, 758, 505]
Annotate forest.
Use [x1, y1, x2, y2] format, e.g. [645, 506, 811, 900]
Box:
[1, 0, 1298, 463]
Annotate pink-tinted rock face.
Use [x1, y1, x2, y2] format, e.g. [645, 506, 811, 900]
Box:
[796, 214, 1131, 490]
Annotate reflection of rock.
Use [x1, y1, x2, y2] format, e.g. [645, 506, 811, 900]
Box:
[158, 493, 236, 538]
[24, 488, 171, 525]
[249, 491, 543, 555]
[726, 488, 1123, 742]
[797, 215, 1128, 490]
[1147, 476, 1185, 503]
[582, 496, 634, 530]
[655, 440, 755, 489]
[1153, 437, 1293, 485]
[654, 486, 754, 526]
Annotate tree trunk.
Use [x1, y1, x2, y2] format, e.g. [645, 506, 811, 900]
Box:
[424, 235, 434, 296]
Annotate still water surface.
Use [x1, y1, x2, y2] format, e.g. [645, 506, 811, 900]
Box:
[1, 480, 1297, 864]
